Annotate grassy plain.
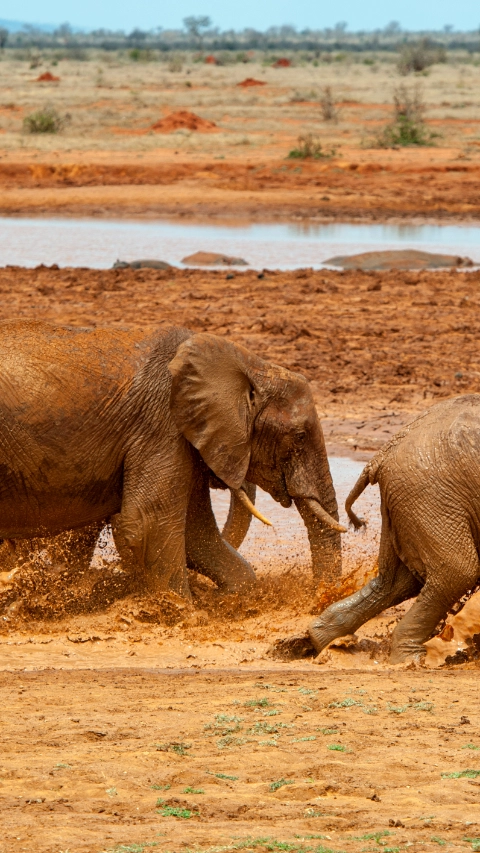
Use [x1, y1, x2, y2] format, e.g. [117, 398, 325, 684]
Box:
[1, 54, 480, 218]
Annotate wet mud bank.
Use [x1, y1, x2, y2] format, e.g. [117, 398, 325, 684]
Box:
[2, 158, 480, 221]
[0, 263, 479, 449]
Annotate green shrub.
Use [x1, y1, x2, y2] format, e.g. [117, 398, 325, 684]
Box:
[23, 105, 65, 134]
[398, 39, 446, 75]
[374, 85, 437, 147]
[288, 134, 335, 160]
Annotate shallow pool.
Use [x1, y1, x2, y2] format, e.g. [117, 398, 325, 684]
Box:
[1, 217, 480, 270]
[211, 455, 380, 572]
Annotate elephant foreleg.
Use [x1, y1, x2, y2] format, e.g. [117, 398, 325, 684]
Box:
[308, 563, 421, 654]
[186, 467, 257, 593]
[308, 504, 421, 654]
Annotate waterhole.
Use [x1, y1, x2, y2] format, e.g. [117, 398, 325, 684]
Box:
[91, 456, 381, 573]
[1, 217, 480, 269]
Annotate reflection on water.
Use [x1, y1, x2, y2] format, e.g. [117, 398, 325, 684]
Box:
[211, 456, 381, 573]
[1, 217, 480, 270]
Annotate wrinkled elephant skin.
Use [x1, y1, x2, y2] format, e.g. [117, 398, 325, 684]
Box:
[0, 321, 341, 599]
[309, 394, 480, 663]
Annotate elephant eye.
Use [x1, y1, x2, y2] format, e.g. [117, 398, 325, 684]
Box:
[249, 387, 255, 405]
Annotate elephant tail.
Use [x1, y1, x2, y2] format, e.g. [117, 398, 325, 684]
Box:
[345, 466, 371, 529]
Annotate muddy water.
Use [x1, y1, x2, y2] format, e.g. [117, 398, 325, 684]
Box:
[2, 217, 480, 269]
[211, 456, 380, 572]
[90, 456, 381, 574]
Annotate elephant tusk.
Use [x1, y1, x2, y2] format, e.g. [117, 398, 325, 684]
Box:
[235, 488, 273, 527]
[304, 498, 348, 533]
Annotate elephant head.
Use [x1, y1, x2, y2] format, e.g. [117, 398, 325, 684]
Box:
[169, 333, 344, 584]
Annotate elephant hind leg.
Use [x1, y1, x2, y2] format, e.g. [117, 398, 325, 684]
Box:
[389, 527, 479, 664]
[308, 502, 421, 654]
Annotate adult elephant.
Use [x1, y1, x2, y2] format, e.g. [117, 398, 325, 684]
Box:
[308, 394, 480, 664]
[0, 321, 344, 599]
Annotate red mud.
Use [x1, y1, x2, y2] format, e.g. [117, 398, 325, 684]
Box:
[151, 111, 218, 133]
[237, 77, 267, 87]
[35, 71, 60, 82]
[2, 154, 480, 219]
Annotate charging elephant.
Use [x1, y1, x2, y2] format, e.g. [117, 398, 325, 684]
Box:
[308, 394, 480, 663]
[0, 321, 344, 600]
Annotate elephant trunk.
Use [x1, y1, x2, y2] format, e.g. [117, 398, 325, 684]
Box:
[294, 497, 342, 584]
[287, 423, 343, 585]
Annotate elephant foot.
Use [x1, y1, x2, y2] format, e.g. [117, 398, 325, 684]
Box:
[308, 615, 349, 654]
[389, 640, 427, 665]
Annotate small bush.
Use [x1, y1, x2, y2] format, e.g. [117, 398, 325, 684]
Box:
[270, 778, 293, 792]
[23, 105, 65, 134]
[374, 85, 437, 147]
[288, 134, 335, 160]
[398, 39, 446, 75]
[320, 86, 338, 121]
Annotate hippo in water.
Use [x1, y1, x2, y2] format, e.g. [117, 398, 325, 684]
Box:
[113, 259, 173, 270]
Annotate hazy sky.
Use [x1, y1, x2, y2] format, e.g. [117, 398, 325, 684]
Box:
[2, 0, 479, 32]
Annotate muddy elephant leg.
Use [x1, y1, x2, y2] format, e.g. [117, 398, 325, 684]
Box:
[308, 505, 421, 653]
[116, 444, 194, 600]
[186, 466, 257, 593]
[308, 564, 421, 653]
[389, 531, 479, 664]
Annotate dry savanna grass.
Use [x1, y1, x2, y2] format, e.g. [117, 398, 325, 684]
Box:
[0, 54, 480, 157]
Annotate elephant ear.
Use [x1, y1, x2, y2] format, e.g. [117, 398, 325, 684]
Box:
[168, 333, 255, 489]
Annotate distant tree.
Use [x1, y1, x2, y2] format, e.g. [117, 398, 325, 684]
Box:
[127, 28, 148, 43]
[279, 25, 297, 38]
[183, 15, 212, 46]
[54, 22, 73, 40]
[443, 24, 454, 33]
[334, 21, 348, 34]
[0, 27, 8, 50]
[384, 21, 401, 35]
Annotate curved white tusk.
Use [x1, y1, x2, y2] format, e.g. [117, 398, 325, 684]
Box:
[305, 498, 348, 533]
[235, 488, 273, 527]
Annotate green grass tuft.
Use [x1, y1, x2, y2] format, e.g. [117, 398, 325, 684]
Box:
[270, 778, 294, 792]
[442, 769, 480, 779]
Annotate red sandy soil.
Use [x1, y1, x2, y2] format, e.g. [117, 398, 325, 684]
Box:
[274, 58, 292, 67]
[1, 265, 480, 853]
[151, 111, 218, 133]
[0, 264, 476, 447]
[35, 71, 60, 82]
[1, 150, 480, 219]
[2, 664, 479, 853]
[237, 77, 267, 87]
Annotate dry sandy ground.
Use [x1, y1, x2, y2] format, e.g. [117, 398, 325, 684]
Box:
[0, 265, 479, 851]
[1, 58, 480, 219]
[2, 663, 480, 853]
